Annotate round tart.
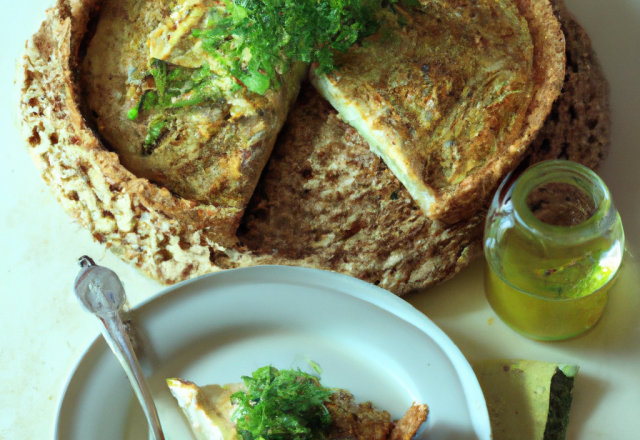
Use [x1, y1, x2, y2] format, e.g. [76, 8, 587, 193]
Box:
[20, 0, 607, 294]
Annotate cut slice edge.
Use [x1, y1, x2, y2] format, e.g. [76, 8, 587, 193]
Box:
[311, 76, 437, 215]
[311, 0, 566, 224]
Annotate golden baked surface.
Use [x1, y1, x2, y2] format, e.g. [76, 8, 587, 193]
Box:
[19, 0, 606, 294]
[82, 0, 304, 209]
[312, 0, 537, 222]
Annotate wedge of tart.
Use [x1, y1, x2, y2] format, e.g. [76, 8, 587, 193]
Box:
[82, 0, 306, 210]
[167, 372, 428, 440]
[167, 379, 242, 440]
[20, 0, 575, 289]
[311, 0, 565, 223]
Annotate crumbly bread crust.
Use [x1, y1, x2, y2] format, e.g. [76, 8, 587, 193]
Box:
[389, 402, 429, 440]
[20, 0, 608, 294]
[326, 389, 394, 440]
[525, 0, 610, 169]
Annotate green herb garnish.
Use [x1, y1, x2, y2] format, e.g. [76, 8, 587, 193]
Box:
[129, 60, 223, 144]
[140, 60, 222, 111]
[127, 106, 139, 120]
[150, 58, 167, 97]
[230, 366, 334, 440]
[128, 0, 406, 141]
[195, 0, 382, 94]
[144, 116, 167, 148]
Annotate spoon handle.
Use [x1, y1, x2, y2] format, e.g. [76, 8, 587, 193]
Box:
[100, 312, 165, 440]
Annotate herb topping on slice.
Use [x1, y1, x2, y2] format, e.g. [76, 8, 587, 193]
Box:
[194, 0, 382, 95]
[128, 0, 417, 145]
[230, 366, 334, 440]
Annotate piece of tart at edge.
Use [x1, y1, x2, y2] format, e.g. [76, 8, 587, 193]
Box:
[167, 377, 428, 440]
[311, 0, 565, 224]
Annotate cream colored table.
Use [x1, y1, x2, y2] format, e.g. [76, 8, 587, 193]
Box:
[1, 0, 639, 438]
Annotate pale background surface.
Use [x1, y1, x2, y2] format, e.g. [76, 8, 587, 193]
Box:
[1, 0, 638, 438]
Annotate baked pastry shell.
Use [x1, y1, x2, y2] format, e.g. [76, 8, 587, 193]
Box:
[20, 0, 569, 291]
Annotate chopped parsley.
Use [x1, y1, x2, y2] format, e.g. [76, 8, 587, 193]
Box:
[128, 0, 420, 144]
[128, 60, 224, 120]
[194, 0, 382, 95]
[230, 366, 334, 440]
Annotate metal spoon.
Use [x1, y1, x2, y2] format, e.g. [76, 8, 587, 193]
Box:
[74, 256, 165, 440]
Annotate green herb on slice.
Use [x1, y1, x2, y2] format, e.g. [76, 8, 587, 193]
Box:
[128, 61, 223, 122]
[231, 67, 270, 95]
[196, 0, 383, 94]
[142, 91, 159, 110]
[127, 106, 138, 121]
[150, 59, 167, 97]
[230, 366, 334, 440]
[144, 117, 167, 149]
[128, 0, 392, 139]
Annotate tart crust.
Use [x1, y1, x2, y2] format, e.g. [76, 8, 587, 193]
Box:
[20, 0, 607, 294]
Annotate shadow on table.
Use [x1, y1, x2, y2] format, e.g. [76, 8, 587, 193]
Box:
[405, 257, 511, 361]
[406, 258, 487, 319]
[554, 252, 640, 358]
[566, 373, 609, 440]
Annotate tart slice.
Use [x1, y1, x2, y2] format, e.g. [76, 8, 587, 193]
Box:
[167, 367, 428, 440]
[167, 378, 242, 440]
[82, 0, 305, 210]
[311, 0, 565, 223]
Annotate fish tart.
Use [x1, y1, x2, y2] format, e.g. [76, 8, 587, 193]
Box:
[20, 0, 605, 293]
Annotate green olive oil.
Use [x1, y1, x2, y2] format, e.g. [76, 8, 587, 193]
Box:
[484, 161, 624, 340]
[484, 260, 612, 341]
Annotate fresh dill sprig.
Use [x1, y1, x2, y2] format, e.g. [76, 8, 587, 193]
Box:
[128, 0, 387, 142]
[194, 0, 382, 95]
[230, 366, 334, 440]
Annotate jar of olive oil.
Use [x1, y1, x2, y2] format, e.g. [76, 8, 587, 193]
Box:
[484, 160, 624, 341]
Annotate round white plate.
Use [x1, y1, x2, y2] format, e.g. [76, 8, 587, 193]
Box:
[55, 266, 491, 440]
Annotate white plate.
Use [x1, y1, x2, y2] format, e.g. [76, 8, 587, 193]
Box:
[54, 266, 491, 440]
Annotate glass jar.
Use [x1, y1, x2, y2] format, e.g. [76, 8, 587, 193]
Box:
[484, 160, 625, 341]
